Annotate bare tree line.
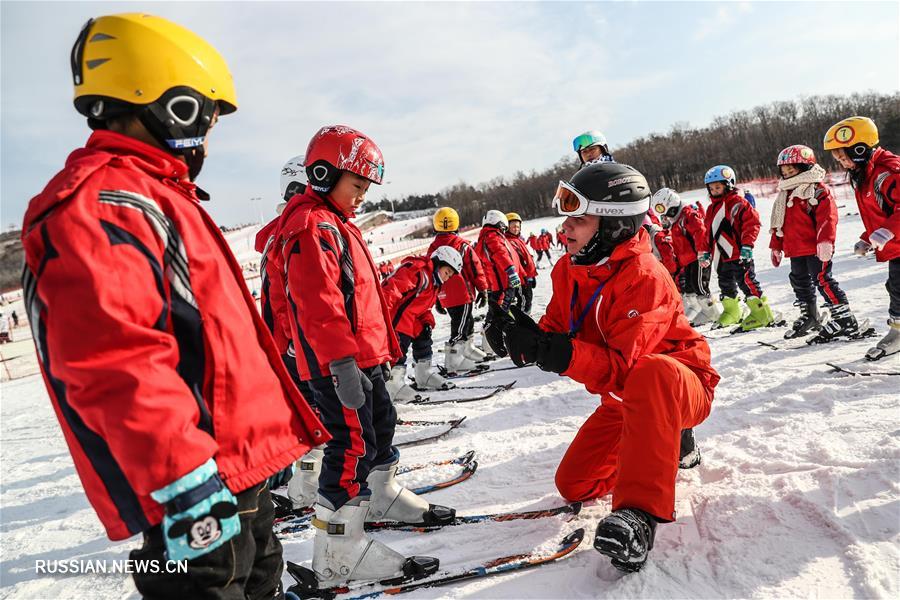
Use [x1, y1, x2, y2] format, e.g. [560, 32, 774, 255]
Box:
[365, 92, 900, 228]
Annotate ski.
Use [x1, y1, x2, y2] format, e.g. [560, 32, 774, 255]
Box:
[757, 321, 878, 351]
[275, 462, 479, 533]
[436, 364, 491, 378]
[406, 381, 516, 406]
[395, 416, 466, 447]
[396, 418, 463, 428]
[285, 528, 586, 599]
[395, 449, 476, 474]
[826, 362, 900, 377]
[365, 501, 582, 532]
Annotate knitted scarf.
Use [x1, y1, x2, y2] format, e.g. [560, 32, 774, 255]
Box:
[770, 164, 826, 238]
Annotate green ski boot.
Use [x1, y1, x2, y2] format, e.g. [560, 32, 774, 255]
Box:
[716, 296, 742, 328]
[740, 296, 775, 331]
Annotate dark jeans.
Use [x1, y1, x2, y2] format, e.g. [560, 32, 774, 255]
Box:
[788, 255, 847, 305]
[306, 365, 396, 510]
[889, 258, 900, 317]
[717, 259, 763, 299]
[398, 327, 434, 363]
[678, 260, 711, 296]
[447, 303, 475, 344]
[130, 483, 284, 600]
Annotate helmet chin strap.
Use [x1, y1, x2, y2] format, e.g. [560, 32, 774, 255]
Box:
[572, 222, 613, 266]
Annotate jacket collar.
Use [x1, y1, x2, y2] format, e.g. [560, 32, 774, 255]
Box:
[569, 229, 651, 281]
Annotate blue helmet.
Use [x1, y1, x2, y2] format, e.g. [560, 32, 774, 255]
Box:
[704, 165, 736, 188]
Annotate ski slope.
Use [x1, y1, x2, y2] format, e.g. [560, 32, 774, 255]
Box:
[1, 186, 898, 599]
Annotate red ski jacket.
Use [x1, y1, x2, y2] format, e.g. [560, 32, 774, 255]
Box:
[276, 189, 401, 380]
[670, 204, 709, 268]
[475, 226, 519, 292]
[20, 131, 328, 541]
[427, 232, 487, 308]
[255, 218, 292, 355]
[769, 183, 838, 258]
[505, 233, 538, 279]
[556, 231, 567, 246]
[649, 227, 679, 275]
[854, 148, 900, 261]
[381, 256, 439, 338]
[540, 233, 553, 249]
[539, 230, 719, 401]
[704, 190, 760, 263]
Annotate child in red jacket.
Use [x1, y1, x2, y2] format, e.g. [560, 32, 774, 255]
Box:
[475, 210, 523, 354]
[700, 165, 776, 331]
[505, 212, 538, 313]
[825, 116, 900, 360]
[491, 163, 718, 573]
[769, 145, 863, 343]
[382, 247, 463, 402]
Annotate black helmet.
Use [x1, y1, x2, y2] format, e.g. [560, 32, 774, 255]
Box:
[558, 162, 651, 265]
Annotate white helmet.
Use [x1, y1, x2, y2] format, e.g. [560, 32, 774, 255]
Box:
[430, 245, 463, 274]
[280, 155, 308, 201]
[482, 209, 509, 230]
[651, 188, 683, 226]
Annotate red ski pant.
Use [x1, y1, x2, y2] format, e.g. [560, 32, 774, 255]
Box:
[555, 354, 712, 522]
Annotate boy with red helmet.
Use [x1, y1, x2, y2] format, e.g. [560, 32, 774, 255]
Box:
[769, 145, 864, 342]
[491, 162, 718, 573]
[505, 212, 539, 313]
[427, 207, 490, 373]
[700, 165, 777, 331]
[274, 126, 447, 589]
[825, 117, 900, 360]
[382, 246, 463, 402]
[22, 14, 327, 597]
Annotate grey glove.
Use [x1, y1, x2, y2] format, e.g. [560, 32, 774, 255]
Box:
[329, 357, 372, 409]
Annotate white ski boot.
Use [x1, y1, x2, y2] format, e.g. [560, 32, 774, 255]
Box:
[444, 342, 477, 374]
[386, 364, 418, 403]
[366, 461, 456, 526]
[691, 296, 722, 327]
[311, 499, 439, 588]
[288, 446, 323, 509]
[414, 359, 455, 391]
[681, 293, 702, 323]
[866, 317, 900, 360]
[478, 331, 497, 359]
[463, 335, 489, 363]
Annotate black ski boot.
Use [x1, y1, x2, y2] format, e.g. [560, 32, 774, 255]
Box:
[807, 303, 863, 344]
[593, 508, 657, 573]
[678, 428, 701, 469]
[784, 301, 821, 339]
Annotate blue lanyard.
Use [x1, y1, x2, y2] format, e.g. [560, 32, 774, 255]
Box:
[569, 281, 606, 337]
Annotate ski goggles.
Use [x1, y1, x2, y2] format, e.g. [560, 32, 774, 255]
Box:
[572, 132, 607, 152]
[552, 180, 650, 217]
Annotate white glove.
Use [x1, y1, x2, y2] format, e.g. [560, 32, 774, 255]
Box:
[854, 240, 872, 256]
[816, 241, 834, 263]
[869, 228, 895, 250]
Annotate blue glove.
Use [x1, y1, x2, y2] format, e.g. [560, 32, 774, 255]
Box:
[740, 246, 753, 263]
[505, 266, 522, 289]
[151, 458, 240, 562]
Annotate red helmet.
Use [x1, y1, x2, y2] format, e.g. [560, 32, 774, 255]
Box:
[305, 125, 384, 192]
[777, 144, 817, 167]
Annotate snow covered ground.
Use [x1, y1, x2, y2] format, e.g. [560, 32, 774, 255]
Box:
[1, 186, 898, 599]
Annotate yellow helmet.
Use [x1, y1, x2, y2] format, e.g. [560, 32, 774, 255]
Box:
[72, 14, 237, 115]
[823, 116, 879, 154]
[505, 212, 522, 223]
[433, 207, 460, 232]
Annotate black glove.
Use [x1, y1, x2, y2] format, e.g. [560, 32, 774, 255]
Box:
[435, 300, 446, 315]
[503, 306, 573, 373]
[329, 357, 372, 409]
[484, 301, 514, 357]
[475, 289, 488, 309]
[526, 277, 537, 289]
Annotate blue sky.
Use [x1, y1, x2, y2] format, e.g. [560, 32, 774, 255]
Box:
[2, 1, 898, 229]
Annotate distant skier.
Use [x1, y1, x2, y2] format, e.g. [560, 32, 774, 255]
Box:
[381, 246, 463, 402]
[427, 207, 489, 373]
[529, 231, 552, 266]
[505, 212, 538, 314]
[490, 163, 719, 573]
[21, 14, 326, 597]
[651, 188, 719, 325]
[699, 165, 777, 330]
[825, 116, 900, 359]
[274, 125, 448, 589]
[572, 129, 615, 164]
[0, 313, 9, 343]
[556, 228, 567, 249]
[769, 145, 862, 342]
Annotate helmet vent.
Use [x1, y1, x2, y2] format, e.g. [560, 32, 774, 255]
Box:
[86, 58, 110, 70]
[166, 95, 200, 126]
[89, 33, 116, 41]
